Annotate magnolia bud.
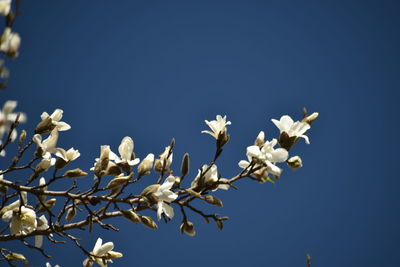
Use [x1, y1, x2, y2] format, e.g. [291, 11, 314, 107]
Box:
[180, 221, 196, 236]
[140, 184, 160, 204]
[5, 252, 26, 261]
[180, 153, 190, 178]
[204, 195, 223, 207]
[255, 131, 265, 146]
[35, 117, 55, 134]
[121, 210, 141, 223]
[38, 198, 56, 212]
[216, 220, 224, 230]
[141, 216, 158, 229]
[65, 207, 76, 221]
[63, 168, 88, 178]
[106, 174, 132, 191]
[287, 156, 303, 170]
[302, 112, 319, 125]
[137, 153, 154, 176]
[19, 130, 27, 143]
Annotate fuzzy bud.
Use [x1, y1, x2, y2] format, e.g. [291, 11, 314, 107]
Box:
[180, 153, 190, 178]
[137, 153, 154, 176]
[180, 221, 196, 236]
[63, 168, 88, 178]
[287, 156, 303, 170]
[204, 195, 223, 207]
[65, 207, 76, 222]
[141, 216, 158, 229]
[121, 210, 141, 223]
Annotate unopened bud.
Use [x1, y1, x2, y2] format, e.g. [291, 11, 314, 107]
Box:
[141, 216, 158, 229]
[5, 252, 26, 261]
[65, 207, 76, 221]
[302, 112, 319, 125]
[140, 184, 160, 204]
[287, 156, 303, 170]
[121, 210, 141, 223]
[35, 117, 55, 134]
[180, 221, 196, 236]
[63, 168, 88, 178]
[38, 198, 56, 212]
[180, 153, 190, 178]
[19, 130, 27, 143]
[255, 131, 265, 146]
[204, 195, 223, 207]
[137, 153, 154, 176]
[106, 174, 132, 191]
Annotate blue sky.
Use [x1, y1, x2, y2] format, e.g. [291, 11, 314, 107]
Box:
[1, 0, 399, 266]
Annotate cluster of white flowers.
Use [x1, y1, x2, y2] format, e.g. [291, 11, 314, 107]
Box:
[83, 237, 122, 267]
[238, 113, 318, 182]
[33, 109, 79, 172]
[0, 100, 26, 156]
[0, 0, 21, 59]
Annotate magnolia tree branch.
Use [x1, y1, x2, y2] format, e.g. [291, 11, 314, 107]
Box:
[0, 103, 318, 266]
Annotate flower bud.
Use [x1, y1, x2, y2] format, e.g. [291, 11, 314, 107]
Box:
[137, 153, 154, 176]
[5, 252, 26, 261]
[180, 153, 190, 178]
[204, 195, 223, 207]
[121, 210, 141, 223]
[38, 198, 56, 212]
[140, 184, 160, 204]
[302, 112, 319, 125]
[65, 207, 76, 222]
[287, 156, 303, 170]
[35, 117, 55, 134]
[19, 130, 27, 143]
[63, 168, 88, 178]
[254, 131, 265, 146]
[180, 221, 196, 236]
[106, 174, 132, 191]
[141, 216, 158, 229]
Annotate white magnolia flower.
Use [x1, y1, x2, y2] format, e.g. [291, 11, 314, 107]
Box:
[201, 115, 231, 139]
[271, 115, 311, 144]
[0, 100, 27, 143]
[154, 175, 178, 220]
[0, 0, 11, 16]
[83, 237, 123, 267]
[114, 136, 139, 166]
[191, 164, 218, 188]
[33, 128, 59, 154]
[239, 138, 288, 177]
[137, 153, 154, 175]
[0, 27, 20, 57]
[36, 152, 56, 172]
[35, 215, 49, 248]
[40, 109, 71, 132]
[90, 145, 118, 172]
[55, 147, 80, 162]
[2, 206, 37, 235]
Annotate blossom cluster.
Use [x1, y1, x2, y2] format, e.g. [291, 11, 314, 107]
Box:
[0, 101, 318, 266]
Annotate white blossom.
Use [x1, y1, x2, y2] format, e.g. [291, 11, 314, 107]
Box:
[154, 175, 178, 220]
[0, 100, 26, 145]
[0, 0, 11, 16]
[2, 206, 37, 235]
[0, 27, 20, 57]
[55, 147, 80, 162]
[83, 237, 123, 267]
[190, 164, 228, 191]
[271, 115, 311, 144]
[33, 128, 59, 154]
[201, 115, 231, 139]
[114, 136, 139, 166]
[35, 215, 49, 248]
[36, 152, 56, 172]
[46, 263, 60, 267]
[40, 109, 71, 132]
[239, 138, 288, 177]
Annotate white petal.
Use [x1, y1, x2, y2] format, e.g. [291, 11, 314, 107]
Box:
[162, 203, 174, 219]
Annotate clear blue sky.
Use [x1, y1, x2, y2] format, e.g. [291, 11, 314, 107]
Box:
[2, 0, 399, 266]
